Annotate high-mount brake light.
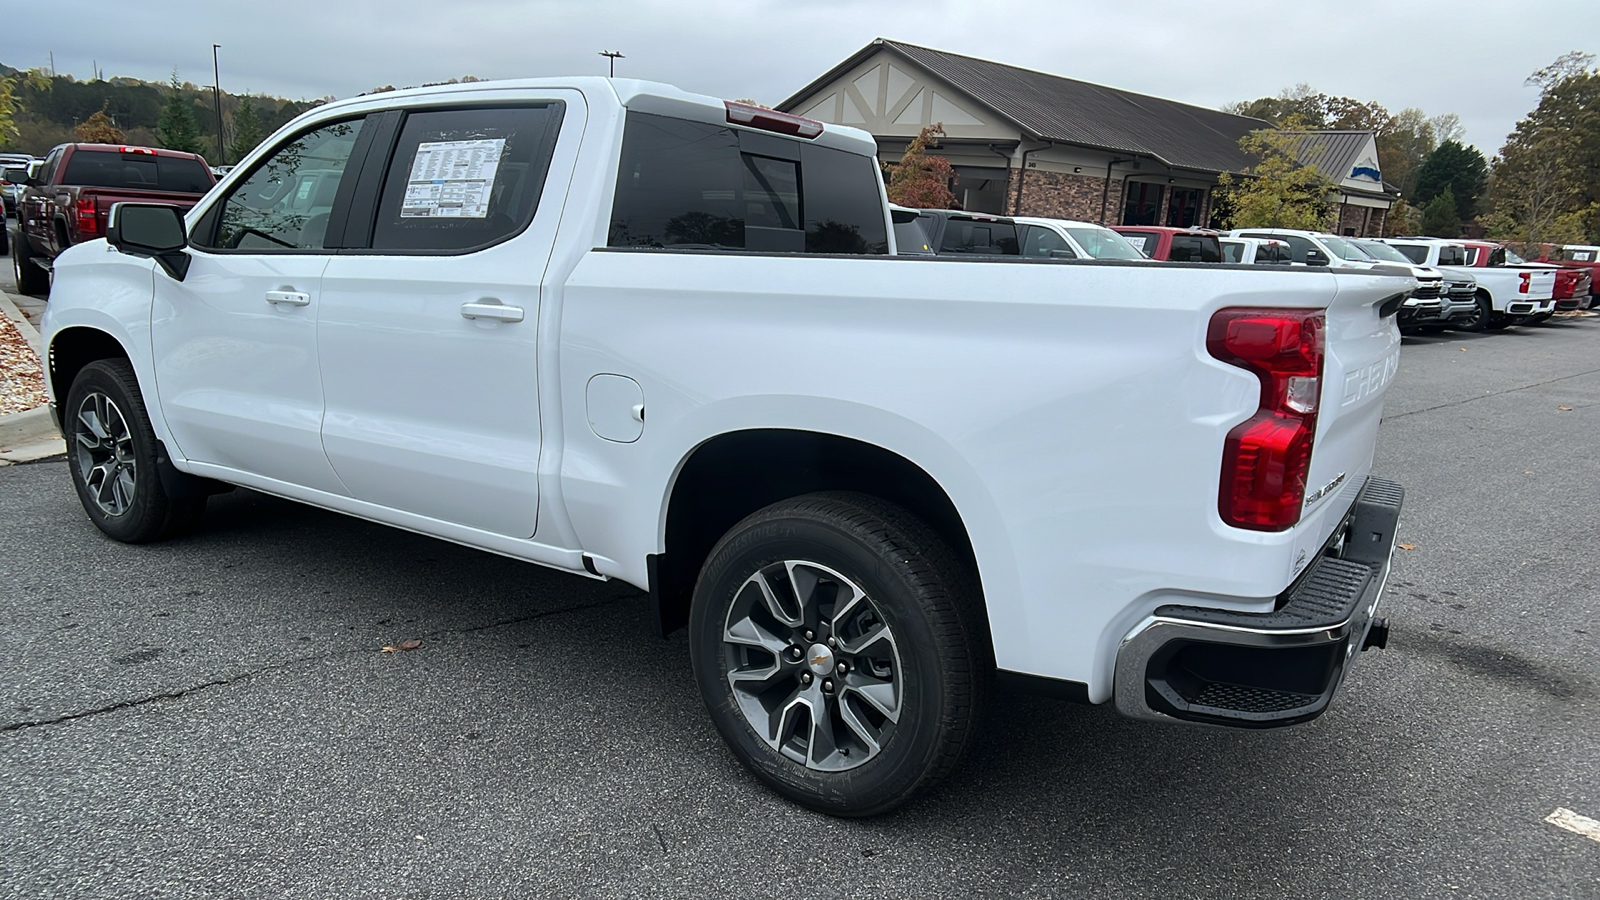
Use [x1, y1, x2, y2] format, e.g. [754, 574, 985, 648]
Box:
[724, 101, 824, 139]
[119, 146, 157, 155]
[76, 198, 100, 236]
[1207, 307, 1326, 531]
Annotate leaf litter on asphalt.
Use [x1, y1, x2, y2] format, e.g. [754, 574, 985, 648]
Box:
[381, 639, 424, 653]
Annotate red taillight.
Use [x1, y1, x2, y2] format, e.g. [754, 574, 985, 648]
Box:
[1519, 272, 1531, 293]
[76, 198, 100, 236]
[724, 101, 824, 139]
[1208, 307, 1326, 531]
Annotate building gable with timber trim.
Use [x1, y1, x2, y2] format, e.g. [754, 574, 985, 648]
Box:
[777, 39, 1397, 236]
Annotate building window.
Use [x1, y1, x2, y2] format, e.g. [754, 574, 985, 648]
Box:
[1122, 181, 1164, 226]
[1166, 187, 1203, 228]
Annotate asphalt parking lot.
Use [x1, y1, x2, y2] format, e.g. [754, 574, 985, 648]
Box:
[2, 313, 1597, 898]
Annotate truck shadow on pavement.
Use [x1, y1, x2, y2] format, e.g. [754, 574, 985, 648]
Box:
[9, 469, 1570, 891]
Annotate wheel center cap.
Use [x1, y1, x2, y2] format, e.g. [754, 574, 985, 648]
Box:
[806, 643, 834, 676]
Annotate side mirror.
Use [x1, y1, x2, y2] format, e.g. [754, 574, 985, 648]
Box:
[1, 166, 28, 186]
[1305, 248, 1329, 266]
[107, 203, 191, 281]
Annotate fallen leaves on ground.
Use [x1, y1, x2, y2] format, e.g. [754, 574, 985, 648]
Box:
[381, 639, 424, 653]
[1398, 543, 1417, 551]
[0, 314, 47, 415]
[1558, 406, 1573, 411]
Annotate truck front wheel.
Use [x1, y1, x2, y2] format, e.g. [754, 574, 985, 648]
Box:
[65, 360, 206, 543]
[689, 492, 988, 816]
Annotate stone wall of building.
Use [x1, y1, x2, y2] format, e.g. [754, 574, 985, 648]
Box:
[1331, 203, 1389, 238]
[1008, 168, 1120, 223]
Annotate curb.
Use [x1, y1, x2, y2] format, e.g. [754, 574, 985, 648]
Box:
[0, 288, 43, 357]
[0, 287, 58, 460]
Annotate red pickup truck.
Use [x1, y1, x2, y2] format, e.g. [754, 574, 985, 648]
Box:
[6, 143, 214, 294]
[1110, 225, 1223, 262]
[1525, 243, 1599, 310]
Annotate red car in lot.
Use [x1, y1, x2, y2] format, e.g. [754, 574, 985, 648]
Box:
[1110, 226, 1222, 262]
[6, 143, 214, 294]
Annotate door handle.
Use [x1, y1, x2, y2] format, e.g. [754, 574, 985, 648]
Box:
[460, 301, 524, 323]
[265, 291, 311, 306]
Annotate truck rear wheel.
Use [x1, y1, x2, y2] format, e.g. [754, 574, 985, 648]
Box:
[689, 492, 987, 816]
[65, 360, 206, 543]
[1455, 294, 1492, 332]
[11, 226, 48, 295]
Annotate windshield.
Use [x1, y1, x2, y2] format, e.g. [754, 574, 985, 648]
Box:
[1066, 226, 1146, 260]
[1355, 241, 1413, 264]
[1320, 235, 1367, 261]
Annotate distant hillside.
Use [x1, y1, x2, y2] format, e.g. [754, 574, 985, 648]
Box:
[2, 65, 324, 163]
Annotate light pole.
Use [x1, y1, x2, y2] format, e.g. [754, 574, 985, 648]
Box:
[212, 44, 224, 163]
[599, 50, 624, 78]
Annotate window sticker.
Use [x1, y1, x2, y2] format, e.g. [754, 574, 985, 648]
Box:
[401, 138, 506, 218]
[1123, 235, 1148, 252]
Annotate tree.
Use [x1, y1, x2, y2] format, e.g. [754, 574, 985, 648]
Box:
[1429, 113, 1465, 145]
[157, 70, 203, 154]
[1385, 199, 1422, 236]
[228, 97, 265, 162]
[1489, 53, 1600, 245]
[1414, 140, 1487, 223]
[884, 124, 957, 209]
[1214, 117, 1334, 230]
[1379, 108, 1437, 198]
[0, 67, 49, 147]
[74, 105, 124, 143]
[1421, 188, 1460, 237]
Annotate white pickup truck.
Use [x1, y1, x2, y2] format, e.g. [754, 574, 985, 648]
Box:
[40, 77, 1407, 816]
[1379, 238, 1556, 330]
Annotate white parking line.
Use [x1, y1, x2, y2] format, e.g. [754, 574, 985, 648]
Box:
[1545, 808, 1600, 843]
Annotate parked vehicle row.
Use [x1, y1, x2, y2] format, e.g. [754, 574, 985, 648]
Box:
[36, 79, 1405, 816]
[4, 143, 215, 293]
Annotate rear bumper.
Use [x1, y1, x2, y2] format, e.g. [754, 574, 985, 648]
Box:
[1506, 299, 1555, 316]
[1113, 476, 1403, 728]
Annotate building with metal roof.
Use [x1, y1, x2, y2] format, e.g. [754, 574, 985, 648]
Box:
[777, 39, 1396, 235]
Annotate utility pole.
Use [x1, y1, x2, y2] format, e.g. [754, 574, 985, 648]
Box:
[212, 44, 225, 163]
[599, 50, 624, 78]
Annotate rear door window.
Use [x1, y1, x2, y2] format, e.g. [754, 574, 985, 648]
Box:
[369, 104, 564, 253]
[1169, 235, 1221, 262]
[609, 112, 887, 255]
[1221, 241, 1242, 263]
[1021, 225, 1073, 258]
[1388, 243, 1428, 264]
[1241, 232, 1314, 263]
[938, 218, 1019, 255]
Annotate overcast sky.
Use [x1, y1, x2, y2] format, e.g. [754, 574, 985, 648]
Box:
[4, 0, 1591, 156]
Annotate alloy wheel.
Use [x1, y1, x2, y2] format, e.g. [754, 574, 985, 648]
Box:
[73, 391, 138, 516]
[722, 560, 903, 772]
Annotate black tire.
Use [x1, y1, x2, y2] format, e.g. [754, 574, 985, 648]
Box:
[11, 226, 48, 295]
[1455, 294, 1492, 332]
[0, 221, 8, 256]
[64, 359, 205, 543]
[689, 492, 988, 816]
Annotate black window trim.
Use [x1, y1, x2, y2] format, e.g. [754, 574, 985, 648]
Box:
[188, 112, 375, 256]
[340, 99, 567, 258]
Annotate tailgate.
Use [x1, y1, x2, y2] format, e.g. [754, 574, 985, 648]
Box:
[1521, 268, 1557, 300]
[1294, 269, 1407, 559]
